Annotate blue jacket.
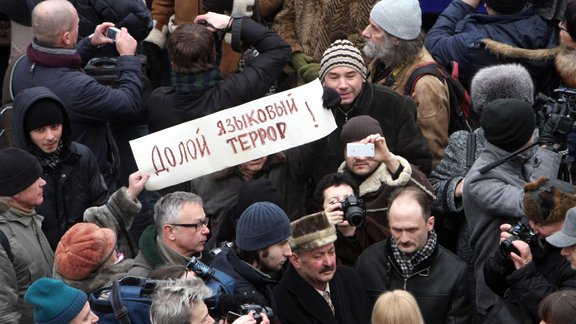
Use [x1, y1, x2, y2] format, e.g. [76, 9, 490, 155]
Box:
[11, 86, 109, 250]
[425, 1, 558, 91]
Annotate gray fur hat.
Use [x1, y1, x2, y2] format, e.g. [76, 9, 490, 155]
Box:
[470, 64, 534, 114]
[289, 212, 337, 251]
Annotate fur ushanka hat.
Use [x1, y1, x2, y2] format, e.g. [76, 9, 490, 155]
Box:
[289, 212, 337, 251]
[523, 176, 576, 225]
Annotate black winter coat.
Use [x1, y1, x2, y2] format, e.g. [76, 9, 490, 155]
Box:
[483, 239, 576, 323]
[11, 86, 108, 250]
[147, 18, 292, 132]
[356, 239, 471, 324]
[314, 82, 432, 182]
[12, 38, 144, 191]
[273, 264, 371, 324]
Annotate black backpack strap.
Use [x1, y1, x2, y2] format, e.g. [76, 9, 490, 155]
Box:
[111, 280, 132, 324]
[0, 229, 13, 262]
[466, 132, 477, 171]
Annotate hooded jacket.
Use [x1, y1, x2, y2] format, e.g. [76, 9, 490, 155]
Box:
[425, 1, 559, 92]
[12, 86, 108, 250]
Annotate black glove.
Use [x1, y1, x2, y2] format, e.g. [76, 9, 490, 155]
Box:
[322, 87, 341, 109]
[203, 0, 234, 13]
[538, 114, 564, 146]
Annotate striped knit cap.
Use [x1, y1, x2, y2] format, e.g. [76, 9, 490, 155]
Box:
[319, 32, 367, 81]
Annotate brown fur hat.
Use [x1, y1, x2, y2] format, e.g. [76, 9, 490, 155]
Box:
[523, 176, 576, 225]
[289, 212, 337, 251]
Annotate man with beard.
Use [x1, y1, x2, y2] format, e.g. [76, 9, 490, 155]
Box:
[273, 212, 371, 324]
[361, 0, 449, 169]
[356, 186, 471, 324]
[210, 202, 292, 314]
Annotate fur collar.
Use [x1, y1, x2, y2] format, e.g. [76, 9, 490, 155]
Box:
[555, 46, 576, 88]
[337, 155, 412, 196]
[481, 38, 560, 61]
[55, 259, 134, 293]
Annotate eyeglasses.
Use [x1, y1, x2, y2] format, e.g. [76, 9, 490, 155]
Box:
[171, 217, 210, 230]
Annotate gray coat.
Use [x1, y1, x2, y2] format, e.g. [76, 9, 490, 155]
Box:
[430, 129, 485, 214]
[0, 199, 54, 324]
[463, 141, 560, 315]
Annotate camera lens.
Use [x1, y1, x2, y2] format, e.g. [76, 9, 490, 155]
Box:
[345, 207, 364, 227]
[499, 237, 519, 255]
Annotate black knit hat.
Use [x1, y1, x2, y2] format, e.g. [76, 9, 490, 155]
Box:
[24, 98, 64, 132]
[481, 98, 535, 152]
[486, 0, 527, 14]
[0, 147, 43, 196]
[340, 115, 383, 144]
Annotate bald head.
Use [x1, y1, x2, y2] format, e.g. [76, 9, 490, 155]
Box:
[32, 0, 78, 46]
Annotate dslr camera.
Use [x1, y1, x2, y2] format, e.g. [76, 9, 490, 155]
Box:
[339, 195, 365, 227]
[187, 257, 236, 315]
[499, 221, 536, 255]
[239, 304, 274, 324]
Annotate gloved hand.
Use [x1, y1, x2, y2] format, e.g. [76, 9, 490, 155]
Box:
[538, 115, 560, 146]
[322, 86, 341, 109]
[299, 62, 320, 82]
[290, 52, 316, 72]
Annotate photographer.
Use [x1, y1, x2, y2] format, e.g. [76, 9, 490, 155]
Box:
[333, 116, 434, 264]
[150, 277, 270, 324]
[482, 177, 576, 323]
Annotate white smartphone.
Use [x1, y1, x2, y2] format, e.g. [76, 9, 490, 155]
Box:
[106, 27, 121, 42]
[347, 143, 375, 157]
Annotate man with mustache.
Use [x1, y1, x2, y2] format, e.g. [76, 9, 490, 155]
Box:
[273, 211, 371, 324]
[362, 0, 449, 169]
[356, 186, 471, 324]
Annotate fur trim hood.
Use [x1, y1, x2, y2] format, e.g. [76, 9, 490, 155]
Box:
[337, 155, 413, 196]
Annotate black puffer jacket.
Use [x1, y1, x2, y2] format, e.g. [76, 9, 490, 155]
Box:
[0, 0, 35, 25]
[356, 239, 471, 324]
[73, 0, 152, 40]
[11, 86, 108, 250]
[483, 239, 576, 323]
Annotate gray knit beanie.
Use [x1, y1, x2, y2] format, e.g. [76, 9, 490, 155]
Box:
[369, 0, 422, 40]
[236, 202, 291, 251]
[471, 64, 534, 114]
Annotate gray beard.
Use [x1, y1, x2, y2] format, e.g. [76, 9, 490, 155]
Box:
[363, 40, 396, 66]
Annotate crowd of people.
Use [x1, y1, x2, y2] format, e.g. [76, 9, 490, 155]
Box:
[1, 0, 576, 323]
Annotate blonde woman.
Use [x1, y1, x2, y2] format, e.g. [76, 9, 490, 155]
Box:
[371, 290, 424, 324]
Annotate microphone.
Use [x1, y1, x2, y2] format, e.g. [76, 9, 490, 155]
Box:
[322, 86, 341, 109]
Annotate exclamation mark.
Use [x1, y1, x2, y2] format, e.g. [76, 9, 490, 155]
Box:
[305, 101, 318, 128]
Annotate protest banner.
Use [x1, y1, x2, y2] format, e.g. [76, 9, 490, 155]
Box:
[130, 79, 337, 190]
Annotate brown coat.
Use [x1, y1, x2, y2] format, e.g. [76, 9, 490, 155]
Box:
[273, 0, 377, 62]
[369, 48, 450, 170]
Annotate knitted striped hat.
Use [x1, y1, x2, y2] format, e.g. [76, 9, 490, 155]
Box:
[319, 31, 367, 82]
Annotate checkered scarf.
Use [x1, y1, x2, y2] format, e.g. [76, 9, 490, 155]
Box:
[391, 230, 437, 278]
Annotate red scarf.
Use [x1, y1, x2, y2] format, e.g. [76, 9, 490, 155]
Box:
[27, 43, 81, 68]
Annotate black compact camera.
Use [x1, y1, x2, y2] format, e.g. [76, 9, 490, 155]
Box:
[239, 304, 274, 324]
[339, 195, 365, 227]
[499, 221, 537, 255]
